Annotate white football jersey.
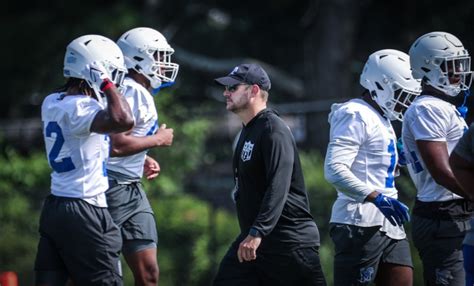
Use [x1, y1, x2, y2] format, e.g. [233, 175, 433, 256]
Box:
[326, 99, 405, 239]
[107, 77, 158, 178]
[41, 93, 109, 207]
[402, 95, 467, 202]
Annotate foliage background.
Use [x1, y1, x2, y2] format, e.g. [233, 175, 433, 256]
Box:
[1, 0, 473, 285]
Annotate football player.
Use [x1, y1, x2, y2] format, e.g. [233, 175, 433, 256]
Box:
[402, 31, 474, 286]
[325, 49, 420, 285]
[105, 27, 177, 286]
[450, 123, 474, 286]
[34, 35, 134, 285]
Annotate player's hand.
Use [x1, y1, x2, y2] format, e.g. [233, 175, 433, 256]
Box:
[144, 156, 160, 180]
[82, 61, 109, 86]
[237, 235, 262, 263]
[154, 124, 173, 146]
[373, 193, 410, 226]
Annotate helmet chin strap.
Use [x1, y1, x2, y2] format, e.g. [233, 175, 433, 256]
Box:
[457, 89, 470, 118]
[152, 81, 175, 96]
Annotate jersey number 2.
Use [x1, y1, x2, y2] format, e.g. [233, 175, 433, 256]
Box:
[46, 122, 76, 173]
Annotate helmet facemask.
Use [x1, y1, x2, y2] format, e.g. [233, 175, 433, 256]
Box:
[433, 55, 473, 96]
[133, 48, 179, 89]
[372, 82, 419, 122]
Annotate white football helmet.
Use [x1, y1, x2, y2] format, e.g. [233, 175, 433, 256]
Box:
[360, 49, 422, 122]
[409, 31, 472, 97]
[117, 27, 179, 89]
[64, 34, 127, 100]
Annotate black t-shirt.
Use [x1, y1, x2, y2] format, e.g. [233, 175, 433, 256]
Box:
[232, 108, 320, 251]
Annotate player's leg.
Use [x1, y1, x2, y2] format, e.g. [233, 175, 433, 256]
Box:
[57, 198, 123, 286]
[375, 264, 412, 286]
[106, 179, 159, 285]
[34, 196, 69, 286]
[330, 224, 384, 286]
[412, 215, 465, 286]
[374, 237, 413, 286]
[121, 211, 159, 286]
[123, 241, 158, 286]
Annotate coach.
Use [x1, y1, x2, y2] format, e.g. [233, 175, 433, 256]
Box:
[212, 63, 326, 286]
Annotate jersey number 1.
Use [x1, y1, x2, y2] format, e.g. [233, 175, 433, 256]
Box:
[46, 121, 76, 173]
[385, 139, 396, 188]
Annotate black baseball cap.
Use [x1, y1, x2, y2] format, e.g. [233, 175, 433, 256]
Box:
[214, 63, 271, 91]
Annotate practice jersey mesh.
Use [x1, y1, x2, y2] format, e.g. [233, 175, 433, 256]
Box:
[41, 93, 109, 206]
[107, 77, 158, 179]
[402, 95, 467, 202]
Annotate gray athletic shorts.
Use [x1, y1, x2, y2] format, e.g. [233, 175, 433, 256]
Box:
[34, 195, 123, 285]
[106, 178, 158, 255]
[330, 223, 412, 286]
[412, 214, 469, 286]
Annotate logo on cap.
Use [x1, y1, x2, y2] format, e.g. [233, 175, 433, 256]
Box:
[230, 66, 239, 75]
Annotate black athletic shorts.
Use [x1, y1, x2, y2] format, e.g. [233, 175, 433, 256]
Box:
[34, 195, 123, 286]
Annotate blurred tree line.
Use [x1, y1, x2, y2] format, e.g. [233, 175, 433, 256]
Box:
[1, 0, 474, 285]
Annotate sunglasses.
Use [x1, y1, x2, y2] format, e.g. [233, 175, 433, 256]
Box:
[225, 84, 249, 92]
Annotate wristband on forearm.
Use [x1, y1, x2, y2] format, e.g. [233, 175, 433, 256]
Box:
[100, 79, 114, 92]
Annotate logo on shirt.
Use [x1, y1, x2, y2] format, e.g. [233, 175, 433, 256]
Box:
[241, 141, 254, 162]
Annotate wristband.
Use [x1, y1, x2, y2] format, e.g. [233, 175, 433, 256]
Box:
[100, 79, 114, 92]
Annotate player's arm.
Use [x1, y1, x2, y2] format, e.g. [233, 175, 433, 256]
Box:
[324, 110, 409, 226]
[449, 126, 474, 200]
[110, 124, 173, 157]
[450, 152, 474, 200]
[91, 82, 134, 134]
[417, 140, 469, 198]
[324, 112, 373, 202]
[86, 62, 134, 134]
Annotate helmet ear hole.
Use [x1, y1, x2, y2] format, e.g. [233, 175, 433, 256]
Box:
[370, 90, 378, 99]
[375, 82, 384, 90]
